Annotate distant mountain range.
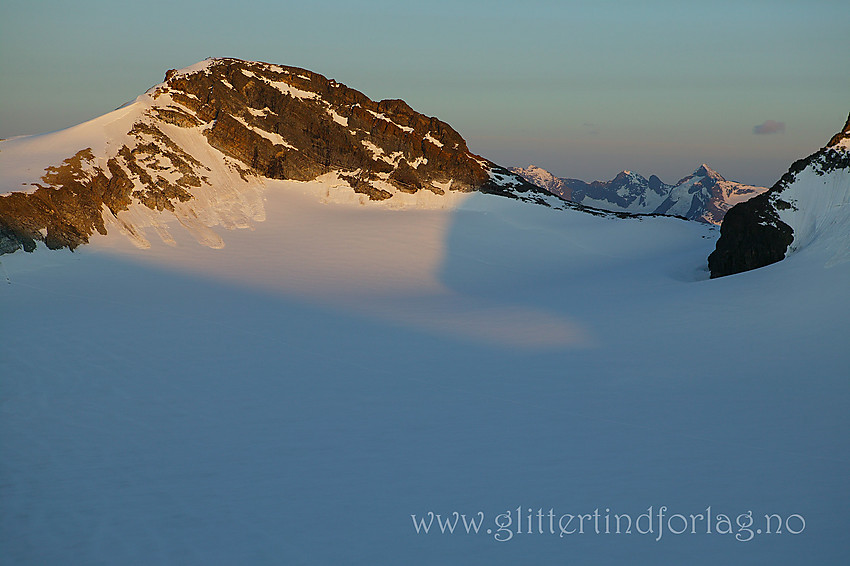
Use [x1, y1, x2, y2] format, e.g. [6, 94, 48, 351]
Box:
[509, 164, 768, 224]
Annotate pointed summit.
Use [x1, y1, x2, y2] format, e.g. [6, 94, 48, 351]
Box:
[826, 111, 850, 148]
[613, 170, 646, 183]
[647, 175, 665, 191]
[694, 164, 724, 180]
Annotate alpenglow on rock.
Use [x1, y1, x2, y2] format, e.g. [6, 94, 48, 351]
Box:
[0, 58, 566, 255]
[708, 112, 850, 277]
[509, 164, 767, 224]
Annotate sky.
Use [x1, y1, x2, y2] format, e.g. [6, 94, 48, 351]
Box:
[1, 0, 847, 187]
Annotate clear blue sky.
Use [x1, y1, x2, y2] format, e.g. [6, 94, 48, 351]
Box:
[1, 0, 847, 186]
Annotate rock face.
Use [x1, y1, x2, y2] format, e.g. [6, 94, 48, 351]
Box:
[704, 191, 794, 277]
[0, 58, 556, 255]
[708, 112, 850, 278]
[510, 164, 767, 224]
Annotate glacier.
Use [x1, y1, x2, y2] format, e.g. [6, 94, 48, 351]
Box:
[1, 176, 848, 564]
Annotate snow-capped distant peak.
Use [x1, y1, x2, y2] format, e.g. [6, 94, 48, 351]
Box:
[510, 164, 559, 183]
[509, 165, 564, 189]
[613, 170, 648, 184]
[692, 163, 724, 181]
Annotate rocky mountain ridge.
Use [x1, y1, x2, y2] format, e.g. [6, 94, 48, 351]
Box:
[0, 58, 567, 255]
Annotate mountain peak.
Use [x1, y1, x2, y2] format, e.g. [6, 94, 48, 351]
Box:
[613, 170, 645, 183]
[694, 163, 723, 180]
[0, 57, 557, 255]
[512, 164, 558, 182]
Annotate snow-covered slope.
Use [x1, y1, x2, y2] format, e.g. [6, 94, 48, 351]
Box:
[510, 164, 767, 224]
[709, 112, 850, 276]
[2, 181, 848, 565]
[775, 155, 850, 267]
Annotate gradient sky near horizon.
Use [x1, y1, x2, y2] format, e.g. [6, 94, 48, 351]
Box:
[1, 0, 847, 186]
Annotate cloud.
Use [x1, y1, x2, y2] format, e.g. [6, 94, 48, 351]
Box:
[753, 120, 786, 135]
[581, 122, 599, 136]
